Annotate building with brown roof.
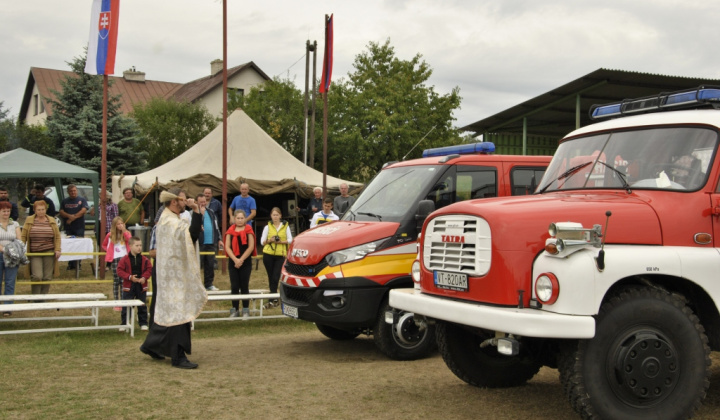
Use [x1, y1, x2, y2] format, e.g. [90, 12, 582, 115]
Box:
[19, 60, 270, 125]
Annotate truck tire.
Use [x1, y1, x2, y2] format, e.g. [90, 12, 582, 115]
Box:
[560, 287, 710, 420]
[436, 320, 541, 388]
[374, 299, 436, 361]
[315, 323, 360, 340]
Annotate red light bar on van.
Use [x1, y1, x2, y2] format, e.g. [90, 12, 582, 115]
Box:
[422, 142, 495, 158]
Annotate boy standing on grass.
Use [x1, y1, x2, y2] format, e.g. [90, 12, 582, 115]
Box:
[117, 237, 152, 331]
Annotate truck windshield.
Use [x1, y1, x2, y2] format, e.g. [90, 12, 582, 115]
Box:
[344, 165, 446, 223]
[537, 127, 718, 192]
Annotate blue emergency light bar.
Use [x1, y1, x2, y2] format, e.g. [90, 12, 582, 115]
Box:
[590, 86, 720, 120]
[422, 142, 495, 158]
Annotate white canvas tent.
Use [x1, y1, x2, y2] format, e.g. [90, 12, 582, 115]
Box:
[113, 109, 361, 201]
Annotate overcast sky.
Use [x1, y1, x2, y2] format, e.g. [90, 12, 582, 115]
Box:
[3, 0, 720, 128]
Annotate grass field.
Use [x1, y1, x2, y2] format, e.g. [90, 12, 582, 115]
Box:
[4, 260, 720, 419]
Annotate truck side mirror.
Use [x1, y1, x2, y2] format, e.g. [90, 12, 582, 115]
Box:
[416, 200, 435, 234]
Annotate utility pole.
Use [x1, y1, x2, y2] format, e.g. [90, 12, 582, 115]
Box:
[305, 41, 318, 168]
[303, 40, 316, 166]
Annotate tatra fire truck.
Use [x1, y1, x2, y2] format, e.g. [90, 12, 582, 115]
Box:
[391, 86, 720, 419]
[280, 143, 550, 360]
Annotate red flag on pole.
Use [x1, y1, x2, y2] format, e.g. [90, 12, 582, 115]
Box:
[319, 14, 334, 93]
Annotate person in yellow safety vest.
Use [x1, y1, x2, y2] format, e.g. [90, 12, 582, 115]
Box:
[261, 207, 293, 307]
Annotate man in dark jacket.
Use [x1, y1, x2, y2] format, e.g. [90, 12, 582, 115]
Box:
[0, 187, 18, 221]
[197, 194, 222, 291]
[21, 185, 57, 217]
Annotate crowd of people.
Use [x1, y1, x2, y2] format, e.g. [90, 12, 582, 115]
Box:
[0, 182, 356, 368]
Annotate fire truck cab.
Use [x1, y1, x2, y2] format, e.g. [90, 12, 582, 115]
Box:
[280, 143, 550, 360]
[391, 86, 720, 418]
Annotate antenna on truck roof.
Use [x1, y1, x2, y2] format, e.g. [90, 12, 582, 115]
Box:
[402, 126, 436, 161]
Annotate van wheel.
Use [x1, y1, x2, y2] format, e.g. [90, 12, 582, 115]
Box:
[374, 299, 436, 361]
[436, 321, 540, 388]
[315, 323, 359, 340]
[560, 287, 710, 420]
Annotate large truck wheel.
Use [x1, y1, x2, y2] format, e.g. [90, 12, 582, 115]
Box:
[560, 287, 710, 420]
[315, 323, 360, 340]
[436, 321, 540, 388]
[374, 299, 436, 361]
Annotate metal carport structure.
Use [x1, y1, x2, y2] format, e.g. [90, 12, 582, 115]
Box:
[463, 68, 720, 155]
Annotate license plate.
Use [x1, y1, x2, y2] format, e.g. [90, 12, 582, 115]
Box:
[282, 303, 298, 318]
[434, 271, 468, 291]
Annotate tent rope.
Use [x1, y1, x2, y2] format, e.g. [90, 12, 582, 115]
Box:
[124, 181, 158, 224]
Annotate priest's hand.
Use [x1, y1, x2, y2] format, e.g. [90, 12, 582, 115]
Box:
[187, 198, 199, 213]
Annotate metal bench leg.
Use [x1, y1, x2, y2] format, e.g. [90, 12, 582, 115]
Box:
[130, 307, 135, 337]
[92, 306, 99, 326]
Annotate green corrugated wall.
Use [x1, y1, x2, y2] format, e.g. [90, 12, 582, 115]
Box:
[485, 133, 559, 156]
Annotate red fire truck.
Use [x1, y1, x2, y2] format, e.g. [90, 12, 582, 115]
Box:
[280, 143, 550, 360]
[390, 86, 720, 418]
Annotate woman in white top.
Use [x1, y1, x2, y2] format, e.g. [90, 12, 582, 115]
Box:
[0, 201, 22, 316]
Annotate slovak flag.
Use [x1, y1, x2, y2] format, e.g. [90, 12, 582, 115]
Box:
[319, 14, 333, 94]
[85, 0, 120, 75]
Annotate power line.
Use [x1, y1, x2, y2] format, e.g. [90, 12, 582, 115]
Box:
[275, 53, 307, 79]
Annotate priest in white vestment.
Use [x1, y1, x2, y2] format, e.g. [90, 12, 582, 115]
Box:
[140, 188, 207, 369]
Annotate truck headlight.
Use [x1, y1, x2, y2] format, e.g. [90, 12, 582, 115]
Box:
[326, 238, 388, 266]
[535, 273, 559, 305]
[411, 260, 421, 283]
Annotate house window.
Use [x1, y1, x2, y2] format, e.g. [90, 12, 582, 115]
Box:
[228, 88, 244, 102]
[33, 94, 39, 116]
[40, 99, 45, 114]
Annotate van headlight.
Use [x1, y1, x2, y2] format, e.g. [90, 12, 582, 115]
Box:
[326, 238, 388, 266]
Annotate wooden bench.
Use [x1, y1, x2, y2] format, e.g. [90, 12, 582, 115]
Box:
[193, 292, 284, 325]
[0, 293, 107, 323]
[0, 293, 107, 302]
[148, 289, 280, 320]
[0, 299, 145, 337]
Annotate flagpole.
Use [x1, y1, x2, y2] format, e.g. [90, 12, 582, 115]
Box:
[321, 14, 331, 197]
[99, 74, 108, 278]
[221, 0, 228, 274]
[310, 40, 318, 169]
[303, 40, 310, 166]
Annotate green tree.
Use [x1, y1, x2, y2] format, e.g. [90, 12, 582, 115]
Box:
[0, 101, 10, 151]
[45, 53, 147, 175]
[230, 77, 307, 161]
[0, 102, 55, 156]
[131, 97, 218, 169]
[328, 39, 462, 181]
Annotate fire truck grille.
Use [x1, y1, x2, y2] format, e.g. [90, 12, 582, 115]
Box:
[282, 284, 315, 304]
[423, 215, 492, 276]
[284, 260, 329, 277]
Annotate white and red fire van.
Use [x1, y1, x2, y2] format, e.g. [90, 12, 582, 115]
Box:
[391, 86, 720, 418]
[280, 143, 550, 360]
